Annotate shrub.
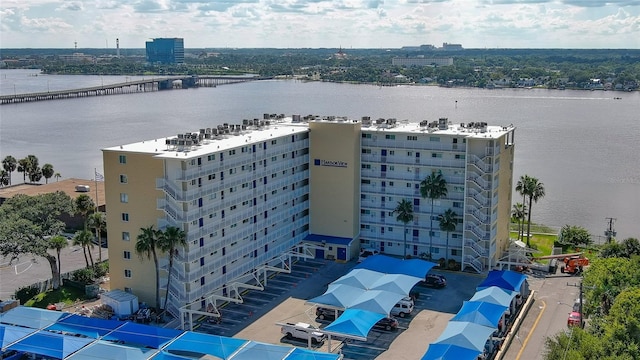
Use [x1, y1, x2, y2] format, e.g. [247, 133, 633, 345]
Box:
[438, 258, 446, 268]
[93, 262, 109, 278]
[71, 268, 95, 284]
[15, 287, 39, 304]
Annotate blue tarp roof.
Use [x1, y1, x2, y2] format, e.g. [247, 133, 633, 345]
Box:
[421, 343, 481, 360]
[468, 286, 517, 308]
[1, 307, 341, 360]
[304, 234, 353, 246]
[476, 270, 527, 293]
[450, 301, 507, 328]
[434, 321, 496, 352]
[307, 255, 436, 339]
[322, 309, 385, 341]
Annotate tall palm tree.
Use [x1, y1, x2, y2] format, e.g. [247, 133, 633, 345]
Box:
[393, 199, 414, 259]
[74, 194, 95, 230]
[2, 155, 17, 186]
[438, 209, 458, 262]
[17, 157, 29, 183]
[42, 163, 54, 184]
[523, 176, 545, 247]
[136, 225, 162, 312]
[73, 230, 94, 268]
[511, 203, 527, 241]
[49, 235, 68, 287]
[420, 171, 448, 259]
[515, 175, 530, 241]
[87, 212, 107, 262]
[54, 172, 62, 182]
[158, 226, 187, 313]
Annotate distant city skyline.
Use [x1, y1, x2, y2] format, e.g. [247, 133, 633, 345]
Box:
[1, 0, 639, 49]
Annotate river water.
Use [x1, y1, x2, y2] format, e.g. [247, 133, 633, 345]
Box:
[1, 69, 639, 240]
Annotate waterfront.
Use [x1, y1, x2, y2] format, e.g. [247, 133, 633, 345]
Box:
[1, 69, 638, 240]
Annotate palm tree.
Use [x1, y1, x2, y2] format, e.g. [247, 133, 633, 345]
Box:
[49, 235, 68, 287]
[523, 176, 546, 247]
[420, 171, 448, 259]
[73, 230, 94, 268]
[54, 172, 62, 182]
[17, 157, 29, 183]
[87, 212, 106, 262]
[438, 209, 458, 262]
[74, 194, 96, 230]
[393, 199, 414, 259]
[2, 155, 17, 185]
[42, 163, 54, 184]
[515, 175, 530, 241]
[511, 203, 527, 241]
[136, 225, 162, 312]
[0, 170, 9, 187]
[158, 226, 187, 313]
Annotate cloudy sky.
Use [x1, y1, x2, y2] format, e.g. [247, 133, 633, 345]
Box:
[1, 0, 639, 49]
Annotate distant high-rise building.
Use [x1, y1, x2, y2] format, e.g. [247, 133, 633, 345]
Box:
[145, 38, 185, 64]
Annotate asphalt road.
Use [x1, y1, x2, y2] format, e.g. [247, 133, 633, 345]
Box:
[502, 271, 584, 360]
[0, 238, 106, 300]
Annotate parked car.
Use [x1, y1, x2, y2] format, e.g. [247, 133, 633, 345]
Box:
[281, 322, 326, 344]
[567, 311, 582, 327]
[373, 317, 399, 331]
[422, 274, 447, 288]
[316, 307, 343, 321]
[358, 248, 379, 263]
[391, 298, 414, 318]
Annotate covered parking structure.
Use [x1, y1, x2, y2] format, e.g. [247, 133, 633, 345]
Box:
[1, 307, 341, 360]
[306, 255, 436, 342]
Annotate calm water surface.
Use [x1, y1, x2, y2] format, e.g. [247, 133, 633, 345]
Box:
[1, 69, 639, 240]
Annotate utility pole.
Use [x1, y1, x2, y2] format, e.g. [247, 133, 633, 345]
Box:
[604, 217, 616, 243]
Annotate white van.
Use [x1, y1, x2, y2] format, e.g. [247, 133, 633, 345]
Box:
[391, 298, 414, 318]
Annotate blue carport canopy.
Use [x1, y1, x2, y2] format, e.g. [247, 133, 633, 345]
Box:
[450, 301, 507, 328]
[468, 286, 517, 308]
[433, 321, 495, 352]
[354, 255, 436, 279]
[101, 322, 183, 348]
[322, 309, 385, 340]
[67, 340, 158, 360]
[476, 270, 526, 293]
[6, 329, 94, 359]
[0, 306, 69, 328]
[0, 324, 36, 349]
[45, 314, 126, 338]
[422, 343, 481, 360]
[162, 331, 247, 359]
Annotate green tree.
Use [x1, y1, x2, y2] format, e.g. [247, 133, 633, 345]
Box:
[2, 155, 17, 185]
[136, 225, 162, 311]
[420, 171, 448, 258]
[42, 163, 54, 184]
[49, 235, 68, 285]
[17, 157, 29, 183]
[560, 225, 592, 247]
[24, 155, 40, 183]
[511, 203, 527, 241]
[54, 172, 61, 182]
[0, 191, 73, 289]
[515, 175, 530, 241]
[522, 176, 545, 247]
[0, 170, 9, 187]
[438, 209, 458, 262]
[73, 229, 94, 268]
[621, 237, 640, 258]
[74, 194, 95, 230]
[158, 226, 187, 313]
[393, 199, 414, 259]
[87, 212, 106, 263]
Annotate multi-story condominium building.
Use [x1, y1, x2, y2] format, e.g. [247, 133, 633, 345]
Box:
[391, 57, 454, 67]
[145, 38, 185, 64]
[103, 115, 515, 317]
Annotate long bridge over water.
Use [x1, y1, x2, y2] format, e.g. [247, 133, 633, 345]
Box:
[0, 75, 271, 105]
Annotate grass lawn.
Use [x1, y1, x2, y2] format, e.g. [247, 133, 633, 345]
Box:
[24, 285, 89, 308]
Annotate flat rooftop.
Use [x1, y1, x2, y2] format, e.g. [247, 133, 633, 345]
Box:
[102, 115, 515, 160]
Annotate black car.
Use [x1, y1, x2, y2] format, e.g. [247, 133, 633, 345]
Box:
[316, 307, 343, 320]
[422, 274, 447, 288]
[373, 317, 399, 331]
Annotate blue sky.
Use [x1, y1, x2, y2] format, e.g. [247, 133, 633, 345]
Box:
[1, 0, 639, 49]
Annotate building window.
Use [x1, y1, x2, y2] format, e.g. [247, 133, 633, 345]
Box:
[455, 154, 466, 159]
[119, 174, 128, 184]
[207, 154, 215, 161]
[120, 193, 128, 203]
[121, 213, 129, 222]
[122, 232, 130, 241]
[407, 136, 417, 141]
[451, 249, 459, 256]
[124, 269, 132, 278]
[389, 150, 395, 155]
[385, 134, 395, 140]
[362, 133, 371, 138]
[119, 155, 127, 164]
[430, 137, 440, 142]
[432, 153, 442, 158]
[123, 251, 131, 260]
[362, 148, 371, 154]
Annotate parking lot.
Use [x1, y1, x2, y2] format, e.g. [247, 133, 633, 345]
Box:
[189, 257, 486, 359]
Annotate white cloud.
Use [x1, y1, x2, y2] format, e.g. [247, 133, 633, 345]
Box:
[0, 0, 639, 48]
